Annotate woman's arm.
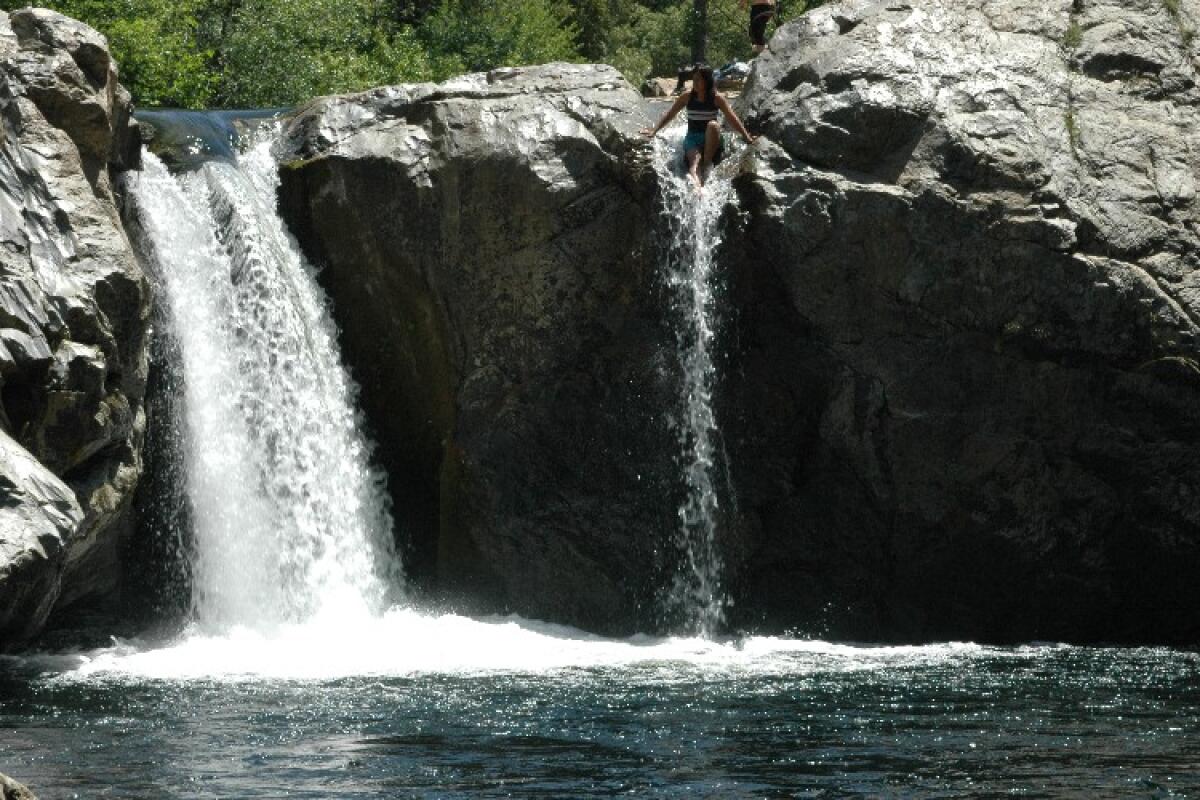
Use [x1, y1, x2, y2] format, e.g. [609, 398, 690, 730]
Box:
[641, 92, 690, 137]
[716, 94, 756, 144]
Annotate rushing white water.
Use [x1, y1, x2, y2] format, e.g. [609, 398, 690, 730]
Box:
[126, 137, 400, 632]
[653, 130, 736, 635]
[27, 613, 992, 681]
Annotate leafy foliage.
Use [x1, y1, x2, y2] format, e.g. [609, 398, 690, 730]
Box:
[0, 0, 832, 108]
[215, 0, 432, 107]
[419, 0, 581, 78]
[1, 0, 217, 107]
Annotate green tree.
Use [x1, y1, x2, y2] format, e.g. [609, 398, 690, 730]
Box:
[216, 0, 431, 107]
[605, 1, 690, 82]
[605, 0, 830, 82]
[1, 0, 834, 108]
[2, 0, 217, 107]
[418, 0, 582, 78]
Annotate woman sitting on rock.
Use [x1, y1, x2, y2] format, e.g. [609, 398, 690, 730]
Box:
[641, 63, 755, 189]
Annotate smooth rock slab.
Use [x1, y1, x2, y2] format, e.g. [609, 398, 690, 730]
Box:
[0, 774, 37, 800]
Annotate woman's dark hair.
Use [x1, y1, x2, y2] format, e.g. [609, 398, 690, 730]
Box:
[690, 63, 716, 98]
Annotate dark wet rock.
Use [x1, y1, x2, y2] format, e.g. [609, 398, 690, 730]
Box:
[279, 64, 675, 633]
[724, 0, 1200, 643]
[0, 9, 149, 648]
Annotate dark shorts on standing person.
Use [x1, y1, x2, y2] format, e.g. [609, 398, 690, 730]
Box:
[750, 3, 774, 47]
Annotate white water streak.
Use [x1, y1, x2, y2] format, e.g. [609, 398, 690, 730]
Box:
[653, 130, 737, 635]
[126, 136, 400, 632]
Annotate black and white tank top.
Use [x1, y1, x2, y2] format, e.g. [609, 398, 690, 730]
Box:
[686, 91, 719, 133]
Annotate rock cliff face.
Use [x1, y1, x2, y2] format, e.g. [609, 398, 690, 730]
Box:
[726, 0, 1200, 642]
[278, 1, 1200, 643]
[0, 9, 149, 649]
[278, 65, 678, 632]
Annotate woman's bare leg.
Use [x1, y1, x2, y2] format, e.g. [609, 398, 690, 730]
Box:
[702, 121, 721, 179]
[687, 148, 703, 188]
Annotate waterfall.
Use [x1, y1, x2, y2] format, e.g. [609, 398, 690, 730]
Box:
[653, 133, 735, 636]
[124, 131, 401, 631]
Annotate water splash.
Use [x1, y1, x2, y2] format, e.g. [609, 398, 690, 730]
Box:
[124, 133, 401, 632]
[652, 131, 736, 635]
[23, 614, 992, 681]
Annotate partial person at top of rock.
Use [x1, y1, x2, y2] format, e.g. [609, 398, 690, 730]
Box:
[740, 0, 777, 54]
[640, 63, 756, 189]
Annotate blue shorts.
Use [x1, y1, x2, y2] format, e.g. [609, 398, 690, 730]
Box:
[682, 129, 725, 165]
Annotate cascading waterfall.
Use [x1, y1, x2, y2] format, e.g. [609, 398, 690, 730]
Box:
[652, 133, 736, 636]
[124, 131, 401, 632]
[83, 116, 762, 681]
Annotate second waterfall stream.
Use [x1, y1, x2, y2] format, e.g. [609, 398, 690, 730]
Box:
[652, 133, 736, 636]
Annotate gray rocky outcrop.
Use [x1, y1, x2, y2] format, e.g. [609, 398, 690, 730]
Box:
[0, 773, 37, 800]
[277, 2, 1200, 643]
[278, 64, 677, 632]
[725, 0, 1200, 642]
[0, 428, 84, 643]
[0, 9, 149, 649]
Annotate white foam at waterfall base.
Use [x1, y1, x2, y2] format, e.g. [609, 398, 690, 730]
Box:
[43, 611, 992, 681]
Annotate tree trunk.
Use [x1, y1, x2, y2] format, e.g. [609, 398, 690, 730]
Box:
[690, 0, 708, 63]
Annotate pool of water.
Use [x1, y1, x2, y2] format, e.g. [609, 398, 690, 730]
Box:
[2, 618, 1197, 798]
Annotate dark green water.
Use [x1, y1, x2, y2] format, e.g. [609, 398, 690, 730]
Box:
[1, 634, 1197, 798]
